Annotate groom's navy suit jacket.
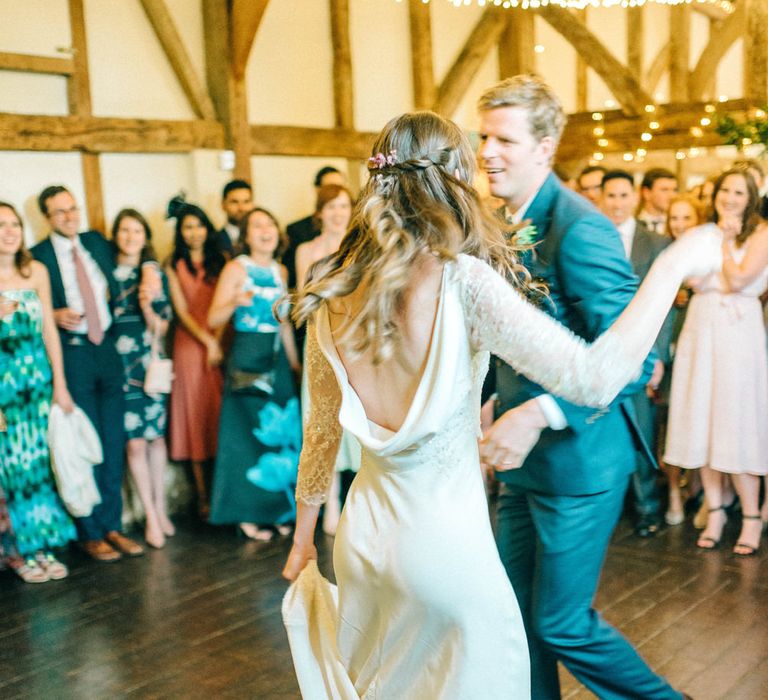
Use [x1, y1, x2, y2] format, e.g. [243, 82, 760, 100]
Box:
[495, 174, 655, 496]
[31, 230, 119, 313]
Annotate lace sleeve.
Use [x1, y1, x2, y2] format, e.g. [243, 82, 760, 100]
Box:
[295, 320, 343, 506]
[456, 255, 642, 409]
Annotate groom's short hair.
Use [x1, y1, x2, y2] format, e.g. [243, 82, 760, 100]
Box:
[477, 75, 566, 147]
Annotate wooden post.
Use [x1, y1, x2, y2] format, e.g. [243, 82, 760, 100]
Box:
[575, 9, 588, 111]
[627, 7, 643, 83]
[498, 10, 535, 79]
[743, 0, 768, 103]
[329, 0, 358, 189]
[669, 5, 690, 102]
[408, 0, 436, 109]
[67, 0, 105, 233]
[204, 0, 270, 182]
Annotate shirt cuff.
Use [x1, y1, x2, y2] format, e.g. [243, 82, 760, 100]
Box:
[535, 394, 568, 430]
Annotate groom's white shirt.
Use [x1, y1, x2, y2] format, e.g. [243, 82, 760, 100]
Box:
[505, 189, 568, 431]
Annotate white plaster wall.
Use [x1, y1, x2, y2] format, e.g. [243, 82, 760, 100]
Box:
[349, 0, 412, 133]
[246, 0, 334, 126]
[0, 151, 85, 246]
[85, 0, 195, 119]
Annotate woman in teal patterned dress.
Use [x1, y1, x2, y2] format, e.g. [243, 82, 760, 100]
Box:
[208, 208, 302, 540]
[0, 202, 76, 582]
[111, 209, 174, 549]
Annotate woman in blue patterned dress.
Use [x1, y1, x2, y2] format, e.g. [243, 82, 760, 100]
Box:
[111, 209, 174, 549]
[0, 202, 76, 581]
[208, 208, 302, 540]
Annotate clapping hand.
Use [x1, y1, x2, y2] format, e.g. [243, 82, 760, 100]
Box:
[0, 294, 19, 319]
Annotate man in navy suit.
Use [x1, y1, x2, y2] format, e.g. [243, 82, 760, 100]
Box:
[601, 169, 673, 538]
[478, 77, 686, 699]
[31, 186, 142, 562]
[216, 179, 253, 256]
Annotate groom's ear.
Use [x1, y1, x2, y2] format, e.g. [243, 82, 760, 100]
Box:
[537, 136, 556, 166]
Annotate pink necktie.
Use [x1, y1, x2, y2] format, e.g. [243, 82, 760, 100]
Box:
[71, 246, 104, 345]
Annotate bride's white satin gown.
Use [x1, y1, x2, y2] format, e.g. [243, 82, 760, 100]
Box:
[283, 254, 647, 699]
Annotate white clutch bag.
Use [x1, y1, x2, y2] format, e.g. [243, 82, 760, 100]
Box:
[144, 326, 173, 394]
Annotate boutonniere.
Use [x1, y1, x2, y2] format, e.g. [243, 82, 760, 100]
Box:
[506, 218, 539, 260]
[513, 223, 538, 246]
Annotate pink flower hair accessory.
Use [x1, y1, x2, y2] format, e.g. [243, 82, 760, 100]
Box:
[368, 149, 398, 170]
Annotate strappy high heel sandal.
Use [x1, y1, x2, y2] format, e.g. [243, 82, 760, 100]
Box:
[733, 515, 762, 557]
[696, 506, 727, 550]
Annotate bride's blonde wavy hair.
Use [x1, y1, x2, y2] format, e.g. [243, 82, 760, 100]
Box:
[293, 110, 542, 365]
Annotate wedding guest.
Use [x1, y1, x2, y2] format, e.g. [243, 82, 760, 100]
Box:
[600, 169, 672, 538]
[284, 166, 346, 290]
[0, 202, 76, 581]
[216, 179, 253, 256]
[208, 208, 301, 540]
[31, 186, 142, 561]
[638, 168, 678, 234]
[733, 158, 768, 218]
[576, 164, 606, 206]
[659, 196, 705, 526]
[665, 169, 768, 555]
[296, 184, 361, 535]
[111, 209, 174, 548]
[166, 203, 226, 520]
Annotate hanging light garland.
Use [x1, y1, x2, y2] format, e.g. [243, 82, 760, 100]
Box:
[404, 0, 734, 12]
[586, 101, 747, 165]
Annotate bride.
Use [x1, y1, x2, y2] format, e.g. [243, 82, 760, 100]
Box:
[281, 111, 719, 699]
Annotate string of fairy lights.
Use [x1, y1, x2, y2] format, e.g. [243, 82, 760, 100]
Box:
[400, 0, 734, 11]
[588, 101, 768, 166]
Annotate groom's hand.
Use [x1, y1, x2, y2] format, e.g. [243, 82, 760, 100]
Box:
[480, 398, 547, 471]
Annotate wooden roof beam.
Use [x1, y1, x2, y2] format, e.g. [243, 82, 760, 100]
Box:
[689, 3, 745, 101]
[433, 7, 508, 117]
[0, 51, 74, 75]
[536, 4, 653, 116]
[139, 0, 217, 120]
[230, 0, 269, 80]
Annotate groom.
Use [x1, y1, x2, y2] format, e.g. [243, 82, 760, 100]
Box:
[477, 76, 686, 700]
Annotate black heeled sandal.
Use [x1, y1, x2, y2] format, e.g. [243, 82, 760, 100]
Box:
[733, 515, 762, 557]
[696, 506, 727, 550]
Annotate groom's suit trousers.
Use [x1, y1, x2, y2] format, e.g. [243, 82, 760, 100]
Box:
[496, 482, 682, 700]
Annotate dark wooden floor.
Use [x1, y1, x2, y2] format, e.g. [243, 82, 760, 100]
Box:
[1, 511, 766, 700]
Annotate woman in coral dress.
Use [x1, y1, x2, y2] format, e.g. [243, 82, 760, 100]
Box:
[166, 203, 226, 519]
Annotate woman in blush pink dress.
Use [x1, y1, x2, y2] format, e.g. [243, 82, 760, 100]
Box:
[665, 170, 768, 555]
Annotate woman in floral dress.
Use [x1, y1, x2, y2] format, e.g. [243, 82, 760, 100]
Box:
[208, 207, 301, 540]
[0, 202, 76, 581]
[111, 209, 174, 548]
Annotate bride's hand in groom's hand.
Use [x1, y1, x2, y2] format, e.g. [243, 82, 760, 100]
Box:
[479, 399, 548, 472]
[282, 541, 318, 582]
